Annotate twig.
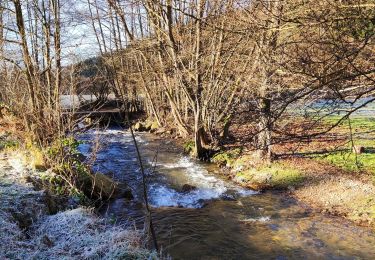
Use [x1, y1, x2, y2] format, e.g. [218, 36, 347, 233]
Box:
[126, 115, 159, 251]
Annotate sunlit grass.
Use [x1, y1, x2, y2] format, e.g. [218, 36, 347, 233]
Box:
[309, 114, 375, 176]
[322, 115, 375, 132]
[235, 163, 305, 190]
[317, 151, 375, 175]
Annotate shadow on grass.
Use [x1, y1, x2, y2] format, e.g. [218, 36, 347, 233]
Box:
[277, 146, 375, 159]
[276, 148, 349, 159]
[364, 147, 375, 154]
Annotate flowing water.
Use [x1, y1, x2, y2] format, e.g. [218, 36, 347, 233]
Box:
[78, 129, 375, 259]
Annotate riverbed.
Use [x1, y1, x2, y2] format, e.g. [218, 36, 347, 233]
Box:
[78, 128, 375, 259]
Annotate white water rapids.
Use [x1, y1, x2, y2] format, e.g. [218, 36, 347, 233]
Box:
[78, 129, 256, 208]
[148, 156, 256, 208]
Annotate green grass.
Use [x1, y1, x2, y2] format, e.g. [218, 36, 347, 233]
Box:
[322, 115, 375, 131]
[317, 151, 375, 175]
[211, 148, 241, 167]
[234, 163, 305, 190]
[183, 140, 195, 154]
[0, 139, 19, 151]
[315, 114, 375, 175]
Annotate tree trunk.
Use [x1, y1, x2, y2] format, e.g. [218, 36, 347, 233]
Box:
[257, 98, 272, 162]
[220, 117, 232, 140]
[194, 126, 209, 159]
[52, 0, 61, 113]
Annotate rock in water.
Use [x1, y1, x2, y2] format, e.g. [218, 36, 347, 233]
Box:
[220, 194, 236, 201]
[134, 122, 145, 132]
[155, 127, 166, 135]
[182, 184, 197, 192]
[81, 173, 133, 200]
[144, 122, 152, 131]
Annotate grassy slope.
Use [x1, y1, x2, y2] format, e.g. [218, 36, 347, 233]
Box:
[234, 162, 305, 190]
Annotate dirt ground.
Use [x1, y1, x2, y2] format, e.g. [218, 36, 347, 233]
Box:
[288, 158, 375, 227]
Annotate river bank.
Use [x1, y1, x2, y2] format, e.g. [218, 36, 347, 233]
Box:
[140, 124, 375, 229]
[226, 157, 375, 228]
[0, 150, 156, 259]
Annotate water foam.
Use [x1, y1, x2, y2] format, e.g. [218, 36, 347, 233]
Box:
[241, 216, 271, 222]
[150, 157, 256, 208]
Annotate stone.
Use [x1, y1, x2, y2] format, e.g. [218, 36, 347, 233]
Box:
[181, 184, 197, 192]
[144, 122, 152, 131]
[220, 194, 236, 201]
[82, 173, 133, 200]
[150, 122, 159, 133]
[155, 127, 166, 135]
[84, 117, 92, 125]
[134, 122, 145, 132]
[197, 199, 209, 207]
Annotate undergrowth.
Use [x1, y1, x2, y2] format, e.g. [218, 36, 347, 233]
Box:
[39, 137, 91, 202]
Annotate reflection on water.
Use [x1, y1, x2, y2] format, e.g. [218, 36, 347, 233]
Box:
[78, 129, 375, 259]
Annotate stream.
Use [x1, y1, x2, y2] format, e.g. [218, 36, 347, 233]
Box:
[78, 128, 375, 259]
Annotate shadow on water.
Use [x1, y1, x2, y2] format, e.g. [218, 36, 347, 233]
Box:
[77, 128, 375, 259]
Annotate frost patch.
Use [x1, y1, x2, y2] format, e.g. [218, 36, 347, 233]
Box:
[31, 208, 156, 259]
[0, 208, 156, 260]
